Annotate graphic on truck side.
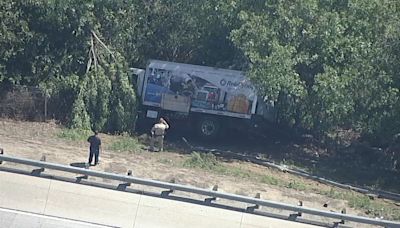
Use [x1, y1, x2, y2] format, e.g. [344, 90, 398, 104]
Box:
[143, 67, 256, 115]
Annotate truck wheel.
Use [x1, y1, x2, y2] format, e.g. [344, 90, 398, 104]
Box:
[197, 117, 220, 139]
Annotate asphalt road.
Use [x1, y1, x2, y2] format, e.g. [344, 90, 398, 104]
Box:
[0, 171, 321, 228]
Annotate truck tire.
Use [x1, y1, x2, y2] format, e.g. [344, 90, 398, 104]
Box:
[197, 117, 220, 139]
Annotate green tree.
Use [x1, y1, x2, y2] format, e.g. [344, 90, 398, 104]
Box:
[230, 0, 400, 141]
[0, 1, 33, 84]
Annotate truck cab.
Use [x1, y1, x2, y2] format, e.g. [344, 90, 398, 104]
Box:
[129, 68, 145, 97]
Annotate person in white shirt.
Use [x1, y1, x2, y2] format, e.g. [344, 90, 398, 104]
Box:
[150, 118, 169, 152]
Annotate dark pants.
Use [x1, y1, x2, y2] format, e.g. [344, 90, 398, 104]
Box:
[88, 149, 99, 165]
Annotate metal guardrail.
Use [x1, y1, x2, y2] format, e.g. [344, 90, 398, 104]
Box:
[0, 154, 399, 227]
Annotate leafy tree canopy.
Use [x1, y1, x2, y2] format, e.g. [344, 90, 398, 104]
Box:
[0, 0, 399, 143]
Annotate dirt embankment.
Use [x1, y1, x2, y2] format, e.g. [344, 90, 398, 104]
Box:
[0, 119, 398, 226]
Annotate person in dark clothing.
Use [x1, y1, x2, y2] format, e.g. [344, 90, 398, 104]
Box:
[87, 131, 101, 166]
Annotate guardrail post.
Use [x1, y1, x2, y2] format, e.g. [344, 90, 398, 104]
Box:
[246, 193, 261, 212]
[161, 178, 176, 196]
[117, 170, 133, 191]
[298, 200, 303, 217]
[289, 200, 303, 220]
[333, 208, 347, 227]
[0, 148, 3, 164]
[83, 162, 90, 179]
[340, 208, 346, 224]
[40, 155, 46, 172]
[205, 185, 218, 203]
[124, 170, 132, 186]
[76, 163, 89, 182]
[32, 155, 46, 175]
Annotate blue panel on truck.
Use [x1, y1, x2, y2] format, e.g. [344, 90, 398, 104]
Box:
[143, 83, 171, 104]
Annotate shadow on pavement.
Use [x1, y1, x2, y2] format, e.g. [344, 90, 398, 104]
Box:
[70, 162, 87, 168]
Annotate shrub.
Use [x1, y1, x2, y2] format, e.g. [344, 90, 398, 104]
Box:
[108, 136, 140, 152]
[183, 152, 221, 170]
[57, 128, 92, 141]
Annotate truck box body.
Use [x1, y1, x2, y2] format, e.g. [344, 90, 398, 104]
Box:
[141, 60, 258, 119]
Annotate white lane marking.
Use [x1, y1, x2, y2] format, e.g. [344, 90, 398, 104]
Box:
[0, 207, 118, 227]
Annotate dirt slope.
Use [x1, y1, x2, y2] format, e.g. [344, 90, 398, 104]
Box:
[0, 119, 398, 227]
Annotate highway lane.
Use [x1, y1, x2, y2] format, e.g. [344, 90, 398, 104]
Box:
[0, 171, 321, 228]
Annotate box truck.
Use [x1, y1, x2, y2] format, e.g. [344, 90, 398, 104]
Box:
[131, 60, 276, 139]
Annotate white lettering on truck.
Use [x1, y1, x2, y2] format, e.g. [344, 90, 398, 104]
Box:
[219, 79, 254, 90]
